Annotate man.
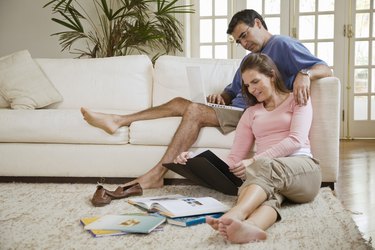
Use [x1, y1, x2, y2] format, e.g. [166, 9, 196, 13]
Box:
[81, 9, 332, 189]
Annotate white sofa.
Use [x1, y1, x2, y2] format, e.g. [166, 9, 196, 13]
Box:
[0, 54, 340, 187]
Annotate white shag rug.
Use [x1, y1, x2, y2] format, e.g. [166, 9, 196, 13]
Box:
[0, 183, 372, 250]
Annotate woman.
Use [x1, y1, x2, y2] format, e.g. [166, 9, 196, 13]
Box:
[174, 53, 321, 244]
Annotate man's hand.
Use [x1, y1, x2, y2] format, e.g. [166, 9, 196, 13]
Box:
[206, 94, 226, 104]
[293, 73, 310, 106]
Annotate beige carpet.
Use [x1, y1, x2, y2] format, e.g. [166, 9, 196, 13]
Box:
[0, 183, 372, 250]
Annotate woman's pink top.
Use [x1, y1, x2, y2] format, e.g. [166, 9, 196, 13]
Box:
[226, 93, 313, 167]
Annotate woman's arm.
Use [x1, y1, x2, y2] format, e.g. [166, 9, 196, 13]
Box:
[254, 99, 313, 160]
[225, 108, 256, 167]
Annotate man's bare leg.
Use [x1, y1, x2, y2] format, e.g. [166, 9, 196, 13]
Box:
[81, 97, 191, 134]
[123, 103, 220, 189]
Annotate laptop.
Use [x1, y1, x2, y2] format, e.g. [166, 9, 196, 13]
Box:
[186, 66, 244, 111]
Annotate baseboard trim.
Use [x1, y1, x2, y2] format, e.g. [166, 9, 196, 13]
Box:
[0, 176, 196, 185]
[0, 176, 335, 189]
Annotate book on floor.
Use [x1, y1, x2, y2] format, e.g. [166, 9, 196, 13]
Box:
[162, 150, 243, 195]
[83, 214, 166, 234]
[128, 194, 229, 218]
[167, 212, 223, 227]
[80, 217, 129, 237]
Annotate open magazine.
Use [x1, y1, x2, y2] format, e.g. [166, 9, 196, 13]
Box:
[128, 194, 229, 218]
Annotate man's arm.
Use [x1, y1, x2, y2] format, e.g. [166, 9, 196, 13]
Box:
[294, 64, 333, 106]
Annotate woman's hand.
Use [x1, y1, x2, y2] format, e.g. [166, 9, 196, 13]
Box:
[231, 158, 254, 180]
[174, 151, 193, 165]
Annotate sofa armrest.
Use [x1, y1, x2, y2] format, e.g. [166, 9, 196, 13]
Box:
[310, 77, 341, 183]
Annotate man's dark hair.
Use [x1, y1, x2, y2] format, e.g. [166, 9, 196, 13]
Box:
[227, 9, 268, 34]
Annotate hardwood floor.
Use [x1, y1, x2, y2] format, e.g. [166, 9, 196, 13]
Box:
[336, 139, 375, 242]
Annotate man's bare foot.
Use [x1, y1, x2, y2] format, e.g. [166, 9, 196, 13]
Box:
[122, 166, 166, 189]
[80, 107, 124, 134]
[220, 217, 267, 244]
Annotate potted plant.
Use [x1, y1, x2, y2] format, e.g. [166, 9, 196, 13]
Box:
[44, 0, 194, 62]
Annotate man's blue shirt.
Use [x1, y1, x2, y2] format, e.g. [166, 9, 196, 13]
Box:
[225, 35, 327, 109]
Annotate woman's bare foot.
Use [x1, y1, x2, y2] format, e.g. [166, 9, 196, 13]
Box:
[80, 107, 125, 134]
[220, 217, 267, 244]
[206, 216, 220, 230]
[122, 166, 166, 189]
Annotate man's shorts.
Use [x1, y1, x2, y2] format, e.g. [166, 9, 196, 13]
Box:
[213, 107, 244, 134]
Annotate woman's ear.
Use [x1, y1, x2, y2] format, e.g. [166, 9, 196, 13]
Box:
[270, 69, 276, 79]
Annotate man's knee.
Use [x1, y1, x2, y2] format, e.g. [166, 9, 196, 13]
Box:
[184, 103, 217, 126]
[169, 97, 190, 106]
[166, 97, 192, 115]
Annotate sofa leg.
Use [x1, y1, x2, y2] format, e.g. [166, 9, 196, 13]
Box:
[321, 182, 335, 190]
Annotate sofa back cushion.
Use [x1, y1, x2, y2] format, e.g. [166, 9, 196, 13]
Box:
[153, 55, 241, 106]
[35, 55, 153, 110]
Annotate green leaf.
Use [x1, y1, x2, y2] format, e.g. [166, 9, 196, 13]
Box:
[51, 18, 79, 31]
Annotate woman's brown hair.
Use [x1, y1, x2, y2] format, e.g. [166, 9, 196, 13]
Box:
[240, 53, 289, 106]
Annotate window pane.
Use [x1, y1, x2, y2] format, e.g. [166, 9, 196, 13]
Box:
[300, 0, 315, 12]
[356, 0, 370, 10]
[372, 42, 375, 65]
[200, 45, 212, 58]
[215, 19, 228, 42]
[355, 41, 369, 65]
[299, 15, 315, 39]
[319, 0, 334, 11]
[247, 0, 263, 14]
[303, 42, 315, 55]
[200, 0, 212, 16]
[215, 45, 227, 59]
[372, 69, 375, 92]
[200, 19, 212, 43]
[356, 13, 370, 38]
[317, 42, 334, 66]
[264, 17, 280, 34]
[214, 0, 227, 16]
[354, 69, 369, 93]
[265, 0, 280, 14]
[354, 96, 368, 120]
[371, 96, 375, 120]
[318, 15, 334, 39]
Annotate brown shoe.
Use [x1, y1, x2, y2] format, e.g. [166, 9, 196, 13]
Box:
[91, 185, 111, 207]
[106, 183, 143, 199]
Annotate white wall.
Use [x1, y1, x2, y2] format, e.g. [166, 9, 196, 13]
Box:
[0, 0, 74, 58]
[0, 0, 190, 59]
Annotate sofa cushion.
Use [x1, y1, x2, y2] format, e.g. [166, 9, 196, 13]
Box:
[153, 55, 241, 106]
[0, 50, 63, 109]
[0, 109, 129, 144]
[129, 117, 235, 148]
[35, 55, 153, 110]
[0, 95, 9, 108]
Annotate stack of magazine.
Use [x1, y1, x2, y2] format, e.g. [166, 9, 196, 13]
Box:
[81, 194, 229, 237]
[81, 213, 166, 237]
